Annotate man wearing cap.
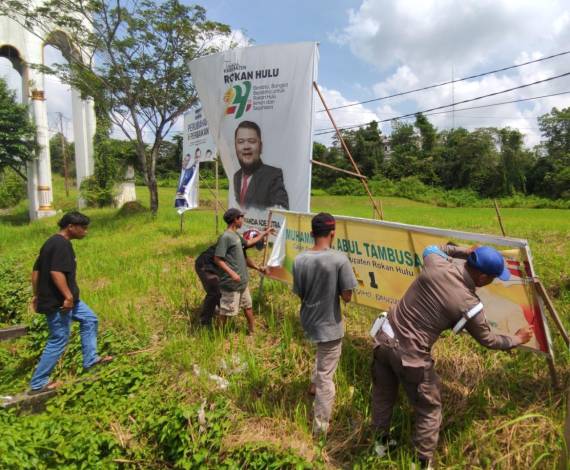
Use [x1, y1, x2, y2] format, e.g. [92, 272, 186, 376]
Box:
[212, 208, 268, 334]
[195, 225, 272, 327]
[370, 244, 533, 468]
[292, 213, 358, 435]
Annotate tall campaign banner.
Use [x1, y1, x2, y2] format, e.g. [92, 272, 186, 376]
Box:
[267, 210, 552, 355]
[175, 107, 217, 213]
[188, 42, 318, 231]
[183, 107, 217, 163]
[174, 159, 199, 214]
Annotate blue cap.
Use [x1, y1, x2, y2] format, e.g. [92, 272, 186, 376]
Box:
[467, 246, 510, 281]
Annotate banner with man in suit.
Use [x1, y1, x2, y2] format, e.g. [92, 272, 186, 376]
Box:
[188, 42, 318, 231]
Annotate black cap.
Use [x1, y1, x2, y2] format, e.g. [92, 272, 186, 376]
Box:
[223, 208, 244, 224]
[311, 212, 336, 236]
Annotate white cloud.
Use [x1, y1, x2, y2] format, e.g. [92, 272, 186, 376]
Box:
[332, 0, 570, 146]
[313, 86, 383, 145]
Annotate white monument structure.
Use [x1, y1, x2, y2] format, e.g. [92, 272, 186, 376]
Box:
[0, 6, 96, 220]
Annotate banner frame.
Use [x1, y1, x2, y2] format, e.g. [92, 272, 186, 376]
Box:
[265, 209, 568, 387]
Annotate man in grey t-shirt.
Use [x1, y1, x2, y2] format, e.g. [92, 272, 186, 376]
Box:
[292, 212, 358, 435]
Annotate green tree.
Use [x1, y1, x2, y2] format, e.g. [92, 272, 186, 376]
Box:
[340, 121, 385, 177]
[533, 107, 570, 198]
[384, 120, 420, 179]
[0, 78, 35, 180]
[4, 0, 231, 214]
[49, 132, 76, 177]
[434, 127, 500, 195]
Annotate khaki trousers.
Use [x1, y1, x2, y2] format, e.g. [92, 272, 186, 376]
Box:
[311, 338, 343, 433]
[371, 331, 442, 460]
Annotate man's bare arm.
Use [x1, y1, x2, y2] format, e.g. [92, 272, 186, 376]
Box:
[213, 256, 240, 282]
[50, 271, 74, 311]
[341, 290, 353, 303]
[31, 270, 39, 311]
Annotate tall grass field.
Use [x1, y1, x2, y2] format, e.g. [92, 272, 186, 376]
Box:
[0, 176, 568, 469]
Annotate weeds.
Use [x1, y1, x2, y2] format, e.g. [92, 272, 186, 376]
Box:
[0, 178, 568, 468]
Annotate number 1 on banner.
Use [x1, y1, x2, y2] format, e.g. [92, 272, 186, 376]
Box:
[369, 272, 379, 289]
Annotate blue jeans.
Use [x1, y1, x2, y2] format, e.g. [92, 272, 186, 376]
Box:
[30, 300, 99, 390]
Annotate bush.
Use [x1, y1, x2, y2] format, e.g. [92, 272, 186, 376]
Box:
[79, 175, 117, 208]
[0, 259, 29, 324]
[0, 168, 26, 208]
[328, 178, 366, 196]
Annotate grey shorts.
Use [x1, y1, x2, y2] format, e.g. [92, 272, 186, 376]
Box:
[219, 287, 252, 316]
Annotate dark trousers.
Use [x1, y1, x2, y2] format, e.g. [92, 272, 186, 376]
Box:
[195, 260, 220, 325]
[371, 332, 442, 460]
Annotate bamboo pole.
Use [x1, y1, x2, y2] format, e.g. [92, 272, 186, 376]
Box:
[534, 279, 570, 348]
[261, 210, 273, 267]
[258, 210, 274, 305]
[493, 199, 506, 236]
[215, 157, 220, 235]
[313, 81, 382, 219]
[310, 159, 367, 179]
[561, 391, 570, 469]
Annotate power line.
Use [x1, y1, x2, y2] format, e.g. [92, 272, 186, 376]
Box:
[317, 49, 570, 113]
[313, 86, 570, 136]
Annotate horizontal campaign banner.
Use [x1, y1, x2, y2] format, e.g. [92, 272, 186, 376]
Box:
[267, 210, 551, 355]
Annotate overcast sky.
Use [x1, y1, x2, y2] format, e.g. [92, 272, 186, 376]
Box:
[2, 0, 570, 147]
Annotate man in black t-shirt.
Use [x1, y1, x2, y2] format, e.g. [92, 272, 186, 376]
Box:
[29, 212, 112, 393]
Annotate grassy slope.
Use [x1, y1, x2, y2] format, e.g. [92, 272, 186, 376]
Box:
[1, 177, 568, 469]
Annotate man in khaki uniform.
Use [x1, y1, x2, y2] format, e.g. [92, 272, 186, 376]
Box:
[371, 244, 533, 468]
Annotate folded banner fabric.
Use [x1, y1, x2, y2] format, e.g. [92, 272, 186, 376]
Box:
[267, 210, 552, 355]
[188, 42, 318, 232]
[174, 161, 199, 214]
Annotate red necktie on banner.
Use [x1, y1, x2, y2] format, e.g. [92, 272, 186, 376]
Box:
[240, 175, 250, 206]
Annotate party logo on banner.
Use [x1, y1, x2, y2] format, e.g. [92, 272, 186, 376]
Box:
[224, 81, 252, 118]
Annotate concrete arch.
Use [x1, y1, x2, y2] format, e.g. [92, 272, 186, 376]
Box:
[0, 11, 96, 220]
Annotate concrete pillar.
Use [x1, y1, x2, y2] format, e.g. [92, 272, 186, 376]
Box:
[30, 88, 56, 218]
[20, 65, 40, 220]
[71, 88, 90, 207]
[84, 97, 96, 174]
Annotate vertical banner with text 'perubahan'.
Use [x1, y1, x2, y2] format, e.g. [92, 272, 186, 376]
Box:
[267, 210, 552, 355]
[188, 42, 318, 232]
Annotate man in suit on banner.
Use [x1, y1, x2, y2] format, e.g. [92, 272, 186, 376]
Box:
[232, 120, 289, 210]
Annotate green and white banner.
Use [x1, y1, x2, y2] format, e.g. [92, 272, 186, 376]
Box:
[189, 42, 318, 231]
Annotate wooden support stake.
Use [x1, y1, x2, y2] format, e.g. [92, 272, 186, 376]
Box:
[179, 211, 184, 233]
[258, 211, 274, 306]
[561, 390, 570, 469]
[546, 355, 560, 390]
[493, 199, 506, 237]
[534, 279, 570, 348]
[311, 159, 367, 179]
[215, 157, 220, 235]
[0, 325, 28, 341]
[379, 199, 385, 221]
[313, 81, 382, 219]
[262, 211, 273, 268]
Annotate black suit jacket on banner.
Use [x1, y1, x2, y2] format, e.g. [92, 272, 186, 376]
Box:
[233, 164, 289, 210]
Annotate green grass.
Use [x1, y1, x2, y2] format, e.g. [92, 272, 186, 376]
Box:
[0, 176, 568, 469]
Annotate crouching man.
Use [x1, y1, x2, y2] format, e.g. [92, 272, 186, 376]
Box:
[370, 245, 533, 468]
